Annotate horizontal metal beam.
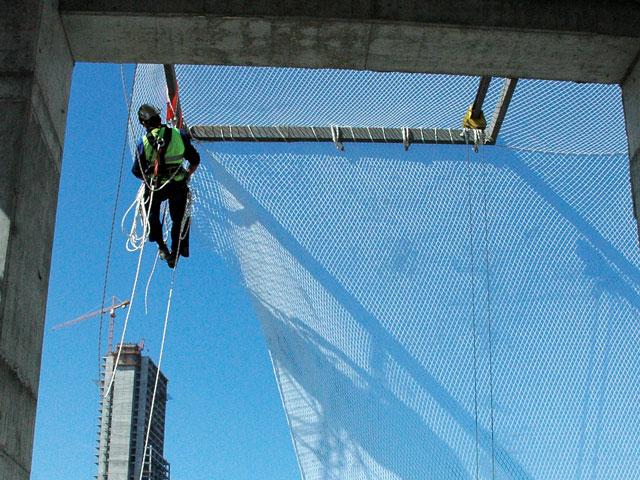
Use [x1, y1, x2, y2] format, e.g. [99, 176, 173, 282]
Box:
[189, 125, 488, 147]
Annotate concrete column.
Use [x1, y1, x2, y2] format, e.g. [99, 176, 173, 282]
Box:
[622, 56, 640, 243]
[0, 1, 72, 478]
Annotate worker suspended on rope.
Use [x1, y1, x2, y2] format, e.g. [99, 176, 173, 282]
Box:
[132, 104, 200, 268]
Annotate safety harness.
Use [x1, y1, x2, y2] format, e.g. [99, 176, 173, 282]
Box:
[146, 125, 173, 178]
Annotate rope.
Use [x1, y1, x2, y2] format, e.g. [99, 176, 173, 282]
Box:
[140, 161, 184, 193]
[138, 277, 174, 480]
[464, 131, 481, 480]
[144, 207, 168, 314]
[479, 141, 497, 479]
[122, 185, 149, 252]
[144, 251, 161, 315]
[103, 186, 155, 399]
[97, 64, 137, 387]
[138, 195, 190, 480]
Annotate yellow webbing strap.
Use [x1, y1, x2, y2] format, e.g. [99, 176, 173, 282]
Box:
[462, 105, 487, 130]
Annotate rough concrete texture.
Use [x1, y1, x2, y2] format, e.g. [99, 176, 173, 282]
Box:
[59, 0, 640, 83]
[0, 357, 36, 479]
[623, 55, 640, 240]
[623, 58, 640, 160]
[57, 0, 640, 35]
[0, 1, 72, 478]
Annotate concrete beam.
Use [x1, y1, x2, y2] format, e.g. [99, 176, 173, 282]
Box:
[59, 1, 640, 83]
[622, 54, 640, 243]
[0, 1, 73, 478]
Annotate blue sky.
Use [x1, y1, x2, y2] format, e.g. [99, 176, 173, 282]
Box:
[31, 63, 300, 480]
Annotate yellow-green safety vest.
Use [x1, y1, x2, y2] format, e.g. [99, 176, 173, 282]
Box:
[142, 127, 187, 182]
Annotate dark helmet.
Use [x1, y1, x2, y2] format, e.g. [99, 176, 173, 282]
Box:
[137, 104, 161, 124]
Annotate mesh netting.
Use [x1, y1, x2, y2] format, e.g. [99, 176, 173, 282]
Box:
[498, 81, 627, 155]
[175, 65, 628, 156]
[127, 64, 169, 155]
[128, 64, 640, 480]
[177, 65, 503, 131]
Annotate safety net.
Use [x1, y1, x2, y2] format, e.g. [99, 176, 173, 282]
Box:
[127, 63, 639, 480]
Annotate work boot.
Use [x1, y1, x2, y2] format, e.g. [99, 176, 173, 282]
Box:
[158, 244, 170, 261]
[166, 251, 177, 269]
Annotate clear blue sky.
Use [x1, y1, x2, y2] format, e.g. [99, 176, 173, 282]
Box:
[31, 63, 300, 480]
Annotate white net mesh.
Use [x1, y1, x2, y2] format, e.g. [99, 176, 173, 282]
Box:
[497, 81, 627, 155]
[176, 65, 503, 130]
[127, 64, 169, 155]
[128, 64, 640, 479]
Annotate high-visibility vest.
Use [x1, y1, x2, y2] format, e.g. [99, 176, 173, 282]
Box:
[142, 126, 187, 181]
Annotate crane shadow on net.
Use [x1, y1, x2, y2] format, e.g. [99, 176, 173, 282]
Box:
[191, 149, 537, 480]
[191, 141, 640, 479]
[254, 300, 469, 479]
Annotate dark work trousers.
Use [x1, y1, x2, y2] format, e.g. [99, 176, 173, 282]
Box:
[145, 180, 190, 257]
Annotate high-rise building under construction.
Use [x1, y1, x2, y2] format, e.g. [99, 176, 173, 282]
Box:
[97, 343, 170, 480]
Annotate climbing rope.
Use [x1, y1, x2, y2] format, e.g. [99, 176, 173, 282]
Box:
[479, 140, 497, 480]
[97, 64, 138, 388]
[463, 131, 498, 478]
[103, 188, 156, 399]
[144, 207, 169, 314]
[138, 195, 191, 480]
[464, 131, 481, 480]
[122, 185, 151, 252]
[101, 64, 196, 477]
[110, 170, 183, 398]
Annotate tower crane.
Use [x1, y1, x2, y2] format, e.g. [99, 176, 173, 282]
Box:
[52, 296, 130, 354]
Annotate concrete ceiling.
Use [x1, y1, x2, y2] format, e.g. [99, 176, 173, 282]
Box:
[59, 1, 640, 83]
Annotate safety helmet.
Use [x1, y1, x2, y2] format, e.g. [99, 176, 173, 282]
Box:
[137, 104, 161, 124]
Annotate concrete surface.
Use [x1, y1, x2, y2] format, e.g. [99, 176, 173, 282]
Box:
[0, 1, 72, 478]
[623, 56, 640, 239]
[1, 1, 640, 478]
[59, 0, 640, 83]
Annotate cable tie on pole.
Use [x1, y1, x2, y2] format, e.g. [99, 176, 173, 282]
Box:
[228, 125, 234, 141]
[349, 126, 356, 141]
[402, 127, 411, 151]
[434, 127, 438, 144]
[311, 126, 319, 142]
[247, 125, 257, 141]
[382, 127, 388, 143]
[330, 125, 344, 151]
[420, 127, 425, 144]
[367, 126, 374, 143]
[276, 126, 288, 142]
[219, 126, 225, 141]
[462, 128, 469, 146]
[449, 128, 454, 143]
